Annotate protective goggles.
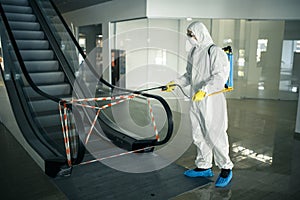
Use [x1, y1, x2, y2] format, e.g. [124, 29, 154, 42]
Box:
[186, 30, 195, 37]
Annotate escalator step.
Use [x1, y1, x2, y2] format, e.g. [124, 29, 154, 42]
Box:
[44, 117, 81, 135]
[24, 60, 59, 72]
[45, 131, 65, 145]
[28, 99, 60, 113]
[50, 17, 62, 25]
[51, 23, 65, 32]
[44, 126, 65, 135]
[0, 0, 29, 6]
[5, 13, 36, 22]
[2, 5, 32, 14]
[20, 50, 54, 61]
[13, 30, 44, 40]
[17, 40, 49, 50]
[35, 114, 61, 128]
[9, 21, 40, 31]
[43, 128, 78, 149]
[39, 1, 52, 7]
[33, 109, 60, 118]
[23, 84, 71, 99]
[42, 8, 56, 16]
[28, 72, 65, 85]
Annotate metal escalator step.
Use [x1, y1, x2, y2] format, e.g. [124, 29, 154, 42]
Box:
[2, 5, 32, 14]
[32, 109, 60, 118]
[44, 125, 65, 135]
[50, 17, 62, 24]
[0, 0, 29, 6]
[9, 21, 40, 31]
[23, 84, 71, 99]
[20, 50, 54, 61]
[29, 99, 60, 113]
[16, 40, 49, 50]
[24, 60, 59, 72]
[52, 24, 65, 32]
[46, 131, 65, 145]
[43, 130, 65, 151]
[35, 114, 61, 128]
[29, 72, 65, 85]
[39, 1, 52, 7]
[36, 116, 76, 136]
[5, 13, 36, 22]
[13, 30, 44, 40]
[57, 31, 69, 38]
[42, 8, 56, 16]
[43, 128, 77, 146]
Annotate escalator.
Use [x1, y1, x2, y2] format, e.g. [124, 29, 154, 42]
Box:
[2, 0, 71, 152]
[0, 0, 173, 177]
[0, 0, 85, 177]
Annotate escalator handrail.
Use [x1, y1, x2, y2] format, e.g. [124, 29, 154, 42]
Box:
[46, 0, 174, 146]
[0, 3, 60, 103]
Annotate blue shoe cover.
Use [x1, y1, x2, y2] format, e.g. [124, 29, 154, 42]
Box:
[184, 168, 214, 178]
[215, 170, 232, 187]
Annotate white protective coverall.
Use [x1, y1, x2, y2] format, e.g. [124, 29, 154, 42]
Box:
[176, 22, 234, 170]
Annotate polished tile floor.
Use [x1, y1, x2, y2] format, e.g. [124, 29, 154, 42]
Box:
[0, 123, 66, 200]
[1, 99, 300, 199]
[174, 99, 300, 200]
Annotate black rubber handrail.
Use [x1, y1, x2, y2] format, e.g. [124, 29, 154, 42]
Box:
[0, 3, 60, 103]
[46, 0, 174, 146]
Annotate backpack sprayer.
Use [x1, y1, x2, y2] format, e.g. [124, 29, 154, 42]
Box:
[205, 45, 234, 97]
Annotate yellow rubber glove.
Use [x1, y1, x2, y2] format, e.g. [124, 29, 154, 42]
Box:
[192, 90, 206, 101]
[164, 81, 176, 92]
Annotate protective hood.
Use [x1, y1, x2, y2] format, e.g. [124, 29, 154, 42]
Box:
[187, 22, 214, 49]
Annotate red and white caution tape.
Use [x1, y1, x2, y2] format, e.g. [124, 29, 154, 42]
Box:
[147, 99, 159, 141]
[59, 94, 139, 166]
[77, 97, 135, 144]
[59, 101, 72, 167]
[59, 93, 161, 166]
[85, 109, 101, 145]
[78, 146, 154, 166]
[69, 94, 138, 103]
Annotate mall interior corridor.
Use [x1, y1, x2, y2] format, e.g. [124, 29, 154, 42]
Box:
[1, 97, 299, 200]
[1, 0, 300, 199]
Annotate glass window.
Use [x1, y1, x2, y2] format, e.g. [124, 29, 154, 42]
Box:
[111, 19, 299, 101]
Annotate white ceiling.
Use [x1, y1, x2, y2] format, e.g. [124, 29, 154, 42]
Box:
[52, 0, 112, 13]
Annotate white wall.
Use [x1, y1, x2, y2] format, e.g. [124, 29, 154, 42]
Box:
[63, 0, 146, 26]
[147, 0, 300, 20]
[63, 0, 300, 26]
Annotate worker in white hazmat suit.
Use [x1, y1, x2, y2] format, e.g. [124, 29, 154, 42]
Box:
[165, 22, 234, 187]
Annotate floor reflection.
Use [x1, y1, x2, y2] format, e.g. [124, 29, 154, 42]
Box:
[175, 99, 300, 200]
[171, 183, 232, 200]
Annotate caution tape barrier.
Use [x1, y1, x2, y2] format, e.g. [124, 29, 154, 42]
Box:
[58, 94, 160, 167]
